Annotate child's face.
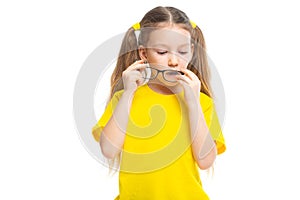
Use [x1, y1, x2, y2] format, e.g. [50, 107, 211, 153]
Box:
[139, 25, 194, 86]
[141, 25, 193, 69]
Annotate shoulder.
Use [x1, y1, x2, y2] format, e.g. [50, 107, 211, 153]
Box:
[107, 90, 124, 109]
[112, 89, 124, 100]
[111, 85, 148, 101]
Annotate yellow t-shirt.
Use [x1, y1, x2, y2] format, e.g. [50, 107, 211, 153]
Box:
[93, 84, 226, 200]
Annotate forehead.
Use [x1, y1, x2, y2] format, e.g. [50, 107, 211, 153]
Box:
[147, 26, 191, 47]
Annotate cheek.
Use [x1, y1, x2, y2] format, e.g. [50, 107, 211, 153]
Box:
[178, 57, 190, 68]
[147, 53, 166, 63]
[182, 52, 194, 67]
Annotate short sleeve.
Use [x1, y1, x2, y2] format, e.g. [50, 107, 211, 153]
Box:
[200, 93, 226, 155]
[92, 90, 123, 142]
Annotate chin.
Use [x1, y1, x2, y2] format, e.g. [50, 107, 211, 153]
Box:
[163, 81, 179, 87]
[153, 79, 179, 87]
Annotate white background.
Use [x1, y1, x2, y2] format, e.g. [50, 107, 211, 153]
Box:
[1, 0, 300, 199]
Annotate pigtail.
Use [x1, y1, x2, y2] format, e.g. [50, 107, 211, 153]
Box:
[110, 27, 140, 99]
[189, 26, 212, 98]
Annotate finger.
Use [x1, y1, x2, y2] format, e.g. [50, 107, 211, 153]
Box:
[125, 70, 143, 78]
[134, 60, 144, 64]
[176, 74, 192, 84]
[177, 79, 189, 89]
[130, 60, 145, 67]
[127, 63, 148, 71]
[123, 71, 140, 82]
[136, 76, 146, 86]
[180, 68, 198, 80]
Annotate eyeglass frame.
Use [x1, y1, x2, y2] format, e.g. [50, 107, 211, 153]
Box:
[144, 67, 184, 83]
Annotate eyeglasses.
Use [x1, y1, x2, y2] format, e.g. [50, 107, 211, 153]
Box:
[142, 67, 184, 83]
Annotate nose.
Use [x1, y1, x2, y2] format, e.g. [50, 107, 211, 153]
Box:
[168, 53, 178, 68]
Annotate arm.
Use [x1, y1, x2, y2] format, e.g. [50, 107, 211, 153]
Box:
[100, 90, 134, 159]
[187, 101, 217, 170]
[100, 60, 147, 159]
[177, 69, 216, 170]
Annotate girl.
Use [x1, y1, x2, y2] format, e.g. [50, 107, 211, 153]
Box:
[92, 6, 226, 200]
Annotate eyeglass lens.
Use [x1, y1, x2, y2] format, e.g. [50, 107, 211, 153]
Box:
[141, 67, 184, 82]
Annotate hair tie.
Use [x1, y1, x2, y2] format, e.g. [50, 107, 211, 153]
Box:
[132, 22, 140, 30]
[190, 20, 197, 29]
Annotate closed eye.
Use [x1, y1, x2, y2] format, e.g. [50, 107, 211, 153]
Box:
[178, 51, 188, 55]
[157, 51, 167, 55]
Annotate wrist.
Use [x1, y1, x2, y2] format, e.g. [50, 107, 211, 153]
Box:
[121, 90, 136, 107]
[187, 101, 201, 112]
[186, 95, 200, 109]
[122, 89, 136, 99]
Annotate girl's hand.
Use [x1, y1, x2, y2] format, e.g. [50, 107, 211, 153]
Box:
[176, 69, 201, 106]
[122, 60, 147, 93]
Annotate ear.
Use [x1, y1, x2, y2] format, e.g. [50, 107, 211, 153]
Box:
[138, 45, 148, 60]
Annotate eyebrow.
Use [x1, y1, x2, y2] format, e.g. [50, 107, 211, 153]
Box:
[150, 43, 190, 48]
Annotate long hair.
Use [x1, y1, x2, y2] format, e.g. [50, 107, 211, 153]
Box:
[110, 6, 212, 99]
[107, 6, 212, 173]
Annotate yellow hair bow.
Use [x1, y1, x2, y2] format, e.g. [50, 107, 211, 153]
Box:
[132, 22, 140, 30]
[190, 20, 197, 29]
